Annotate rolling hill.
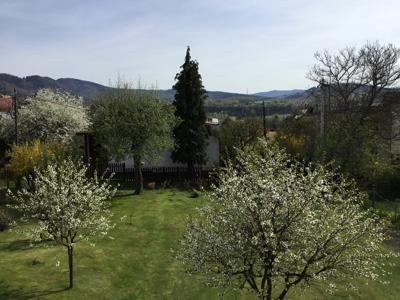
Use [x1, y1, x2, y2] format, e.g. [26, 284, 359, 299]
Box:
[0, 74, 280, 102]
[253, 89, 305, 98]
[0, 74, 109, 100]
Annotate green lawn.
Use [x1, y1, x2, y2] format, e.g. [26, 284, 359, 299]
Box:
[0, 189, 400, 299]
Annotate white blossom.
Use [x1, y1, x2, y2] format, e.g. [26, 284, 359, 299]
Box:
[1, 89, 89, 142]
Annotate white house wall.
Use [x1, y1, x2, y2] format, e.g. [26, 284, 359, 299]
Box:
[110, 136, 220, 169]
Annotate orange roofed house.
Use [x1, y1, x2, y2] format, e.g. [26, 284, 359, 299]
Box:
[0, 95, 12, 113]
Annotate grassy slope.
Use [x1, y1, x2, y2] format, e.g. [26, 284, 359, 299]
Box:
[0, 189, 399, 299]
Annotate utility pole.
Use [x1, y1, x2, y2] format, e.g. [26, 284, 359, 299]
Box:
[13, 88, 18, 145]
[320, 79, 326, 139]
[262, 100, 267, 141]
[327, 78, 331, 117]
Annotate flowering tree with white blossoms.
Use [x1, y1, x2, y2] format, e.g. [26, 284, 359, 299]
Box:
[179, 143, 395, 300]
[9, 158, 116, 289]
[0, 88, 89, 143]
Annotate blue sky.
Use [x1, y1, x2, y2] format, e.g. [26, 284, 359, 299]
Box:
[1, 0, 400, 93]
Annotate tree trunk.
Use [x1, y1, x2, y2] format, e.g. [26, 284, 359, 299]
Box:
[266, 277, 272, 300]
[67, 246, 74, 289]
[134, 154, 143, 195]
[276, 287, 290, 300]
[259, 292, 267, 300]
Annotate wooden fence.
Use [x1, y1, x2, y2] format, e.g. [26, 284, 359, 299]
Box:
[95, 163, 214, 184]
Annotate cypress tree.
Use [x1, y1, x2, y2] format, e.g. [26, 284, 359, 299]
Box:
[172, 46, 209, 175]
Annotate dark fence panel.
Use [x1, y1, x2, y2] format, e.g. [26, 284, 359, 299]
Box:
[95, 162, 214, 184]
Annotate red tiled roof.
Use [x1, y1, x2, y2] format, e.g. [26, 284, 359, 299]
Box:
[0, 95, 12, 112]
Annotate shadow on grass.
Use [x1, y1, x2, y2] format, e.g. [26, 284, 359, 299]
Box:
[0, 239, 55, 252]
[113, 192, 136, 199]
[0, 281, 68, 299]
[0, 239, 33, 252]
[112, 188, 165, 200]
[385, 229, 400, 252]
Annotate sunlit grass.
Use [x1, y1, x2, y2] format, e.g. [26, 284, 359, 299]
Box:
[0, 189, 399, 299]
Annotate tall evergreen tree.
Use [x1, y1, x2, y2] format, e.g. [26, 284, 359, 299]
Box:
[172, 47, 209, 175]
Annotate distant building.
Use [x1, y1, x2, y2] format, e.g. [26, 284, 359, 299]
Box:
[206, 117, 219, 126]
[141, 117, 220, 168]
[0, 95, 12, 113]
[112, 135, 219, 169]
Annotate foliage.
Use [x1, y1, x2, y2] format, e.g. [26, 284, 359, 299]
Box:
[215, 117, 263, 163]
[179, 143, 395, 300]
[275, 115, 317, 161]
[205, 98, 299, 119]
[172, 47, 209, 172]
[0, 114, 12, 145]
[91, 81, 176, 194]
[314, 116, 395, 185]
[5, 139, 65, 179]
[276, 134, 306, 156]
[0, 89, 89, 143]
[272, 42, 400, 193]
[276, 107, 397, 193]
[8, 158, 116, 288]
[373, 167, 400, 201]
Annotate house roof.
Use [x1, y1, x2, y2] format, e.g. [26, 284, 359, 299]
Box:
[0, 95, 12, 112]
[206, 117, 219, 126]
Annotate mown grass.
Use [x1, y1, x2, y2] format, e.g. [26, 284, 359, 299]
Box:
[0, 189, 399, 299]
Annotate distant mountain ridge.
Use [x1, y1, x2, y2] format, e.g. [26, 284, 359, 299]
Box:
[0, 74, 109, 100]
[253, 89, 305, 98]
[0, 73, 309, 102]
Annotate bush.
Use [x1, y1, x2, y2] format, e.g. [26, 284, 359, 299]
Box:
[375, 168, 400, 200]
[5, 139, 66, 182]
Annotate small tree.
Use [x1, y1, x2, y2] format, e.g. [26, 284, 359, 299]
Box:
[179, 143, 394, 300]
[9, 159, 116, 289]
[172, 46, 209, 175]
[91, 82, 176, 194]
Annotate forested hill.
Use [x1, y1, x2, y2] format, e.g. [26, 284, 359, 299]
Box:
[0, 73, 276, 102]
[0, 74, 109, 100]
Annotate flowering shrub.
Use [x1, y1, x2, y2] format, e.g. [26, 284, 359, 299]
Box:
[179, 143, 395, 300]
[5, 139, 65, 179]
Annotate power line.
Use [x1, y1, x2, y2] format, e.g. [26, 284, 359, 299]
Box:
[262, 100, 267, 141]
